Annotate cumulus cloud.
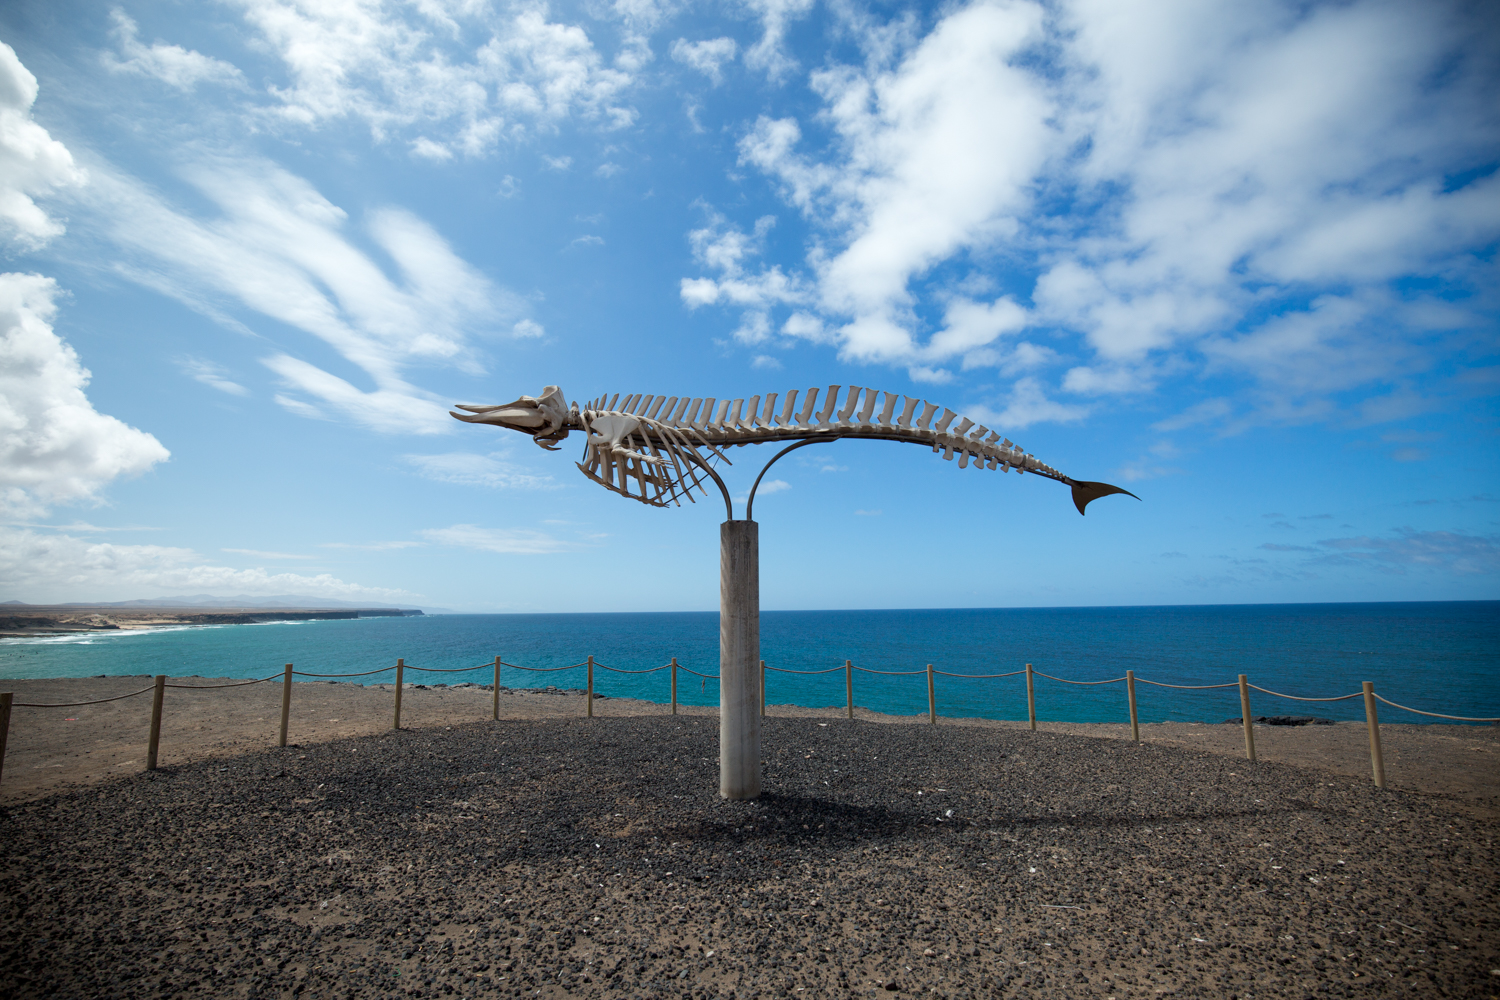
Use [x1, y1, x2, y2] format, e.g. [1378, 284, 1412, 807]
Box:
[693, 0, 1500, 430]
[103, 9, 247, 90]
[230, 0, 635, 154]
[0, 273, 170, 519]
[679, 210, 808, 344]
[743, 0, 815, 83]
[88, 159, 533, 434]
[418, 524, 573, 554]
[0, 40, 87, 249]
[671, 37, 738, 84]
[0, 527, 416, 604]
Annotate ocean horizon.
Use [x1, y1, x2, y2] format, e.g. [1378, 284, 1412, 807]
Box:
[2, 600, 1495, 726]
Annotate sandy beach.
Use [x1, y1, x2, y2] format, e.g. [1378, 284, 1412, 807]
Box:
[1, 677, 1496, 999]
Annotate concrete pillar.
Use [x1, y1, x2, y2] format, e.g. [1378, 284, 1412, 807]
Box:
[720, 519, 761, 799]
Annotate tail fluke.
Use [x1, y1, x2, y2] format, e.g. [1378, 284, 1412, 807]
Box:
[1070, 480, 1140, 516]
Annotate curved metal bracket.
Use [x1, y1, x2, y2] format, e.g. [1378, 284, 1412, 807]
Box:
[679, 450, 735, 522]
[746, 437, 836, 521]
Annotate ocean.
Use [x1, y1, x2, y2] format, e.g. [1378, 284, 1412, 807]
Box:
[1, 602, 1495, 725]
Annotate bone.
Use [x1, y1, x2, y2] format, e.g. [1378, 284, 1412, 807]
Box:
[759, 393, 776, 428]
[877, 392, 898, 426]
[816, 387, 840, 426]
[685, 398, 703, 424]
[696, 398, 715, 429]
[797, 388, 819, 426]
[953, 417, 974, 437]
[837, 387, 862, 425]
[916, 401, 940, 431]
[897, 396, 920, 429]
[777, 391, 797, 426]
[935, 408, 958, 433]
[649, 397, 671, 419]
[958, 451, 970, 469]
[741, 397, 756, 430]
[857, 388, 878, 425]
[714, 399, 732, 428]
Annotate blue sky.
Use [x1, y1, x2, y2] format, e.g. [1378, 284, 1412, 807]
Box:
[0, 0, 1495, 613]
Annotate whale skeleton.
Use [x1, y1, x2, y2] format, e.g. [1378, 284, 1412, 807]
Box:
[452, 384, 1138, 516]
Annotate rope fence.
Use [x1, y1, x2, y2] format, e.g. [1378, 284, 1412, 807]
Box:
[1, 653, 1495, 790]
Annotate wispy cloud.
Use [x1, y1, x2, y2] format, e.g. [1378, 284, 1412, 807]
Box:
[222, 548, 314, 560]
[401, 452, 557, 491]
[418, 524, 575, 554]
[84, 158, 533, 434]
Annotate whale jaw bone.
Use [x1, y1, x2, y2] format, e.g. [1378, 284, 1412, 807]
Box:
[450, 385, 575, 450]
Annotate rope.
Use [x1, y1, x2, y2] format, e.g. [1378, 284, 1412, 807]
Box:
[165, 672, 285, 689]
[599, 664, 671, 674]
[766, 666, 846, 675]
[1373, 694, 1500, 722]
[1133, 678, 1239, 690]
[13, 684, 157, 708]
[676, 666, 721, 679]
[1033, 671, 1126, 686]
[404, 663, 488, 674]
[504, 662, 588, 673]
[933, 669, 1027, 679]
[1248, 684, 1363, 703]
[292, 666, 398, 678]
[854, 666, 928, 676]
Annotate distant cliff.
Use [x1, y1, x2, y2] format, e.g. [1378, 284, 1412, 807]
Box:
[0, 607, 423, 637]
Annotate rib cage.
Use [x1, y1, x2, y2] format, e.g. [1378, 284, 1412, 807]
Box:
[577, 385, 1064, 509]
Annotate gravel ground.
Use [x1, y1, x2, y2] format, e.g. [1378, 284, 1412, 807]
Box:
[1, 716, 1496, 1000]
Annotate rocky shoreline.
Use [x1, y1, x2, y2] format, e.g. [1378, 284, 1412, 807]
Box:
[0, 680, 1495, 999]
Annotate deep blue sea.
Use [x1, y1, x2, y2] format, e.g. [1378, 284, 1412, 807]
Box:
[1, 602, 1495, 725]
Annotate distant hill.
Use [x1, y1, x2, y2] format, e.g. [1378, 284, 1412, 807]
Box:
[2, 595, 454, 613]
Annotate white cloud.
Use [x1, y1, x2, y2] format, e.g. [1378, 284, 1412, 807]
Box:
[318, 540, 421, 551]
[1311, 528, 1500, 576]
[1032, 0, 1500, 405]
[971, 377, 1089, 431]
[0, 273, 170, 519]
[410, 136, 454, 161]
[750, 353, 782, 370]
[222, 548, 314, 560]
[736, 1, 1052, 362]
[0, 527, 416, 603]
[175, 356, 249, 396]
[418, 523, 573, 554]
[401, 452, 557, 490]
[743, 0, 815, 83]
[680, 210, 808, 343]
[699, 0, 1500, 430]
[544, 155, 573, 170]
[229, 0, 636, 153]
[88, 159, 532, 434]
[103, 9, 247, 91]
[671, 37, 738, 85]
[511, 318, 545, 338]
[0, 41, 87, 249]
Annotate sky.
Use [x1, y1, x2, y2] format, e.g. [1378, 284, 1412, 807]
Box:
[0, 0, 1496, 613]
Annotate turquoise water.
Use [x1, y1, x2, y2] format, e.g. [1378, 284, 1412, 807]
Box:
[1, 602, 1495, 725]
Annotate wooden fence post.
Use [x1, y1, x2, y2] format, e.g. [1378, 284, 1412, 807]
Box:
[1363, 681, 1385, 788]
[587, 656, 594, 718]
[493, 656, 501, 721]
[927, 664, 936, 724]
[1239, 674, 1256, 762]
[0, 692, 11, 787]
[1126, 669, 1139, 743]
[845, 660, 853, 720]
[146, 674, 166, 770]
[393, 659, 405, 730]
[760, 660, 767, 717]
[671, 658, 679, 715]
[278, 663, 293, 748]
[1026, 663, 1036, 731]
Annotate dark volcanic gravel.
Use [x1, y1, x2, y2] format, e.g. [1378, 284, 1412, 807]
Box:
[2, 717, 1495, 999]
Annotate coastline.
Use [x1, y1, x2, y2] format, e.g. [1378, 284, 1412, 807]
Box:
[0, 605, 423, 639]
